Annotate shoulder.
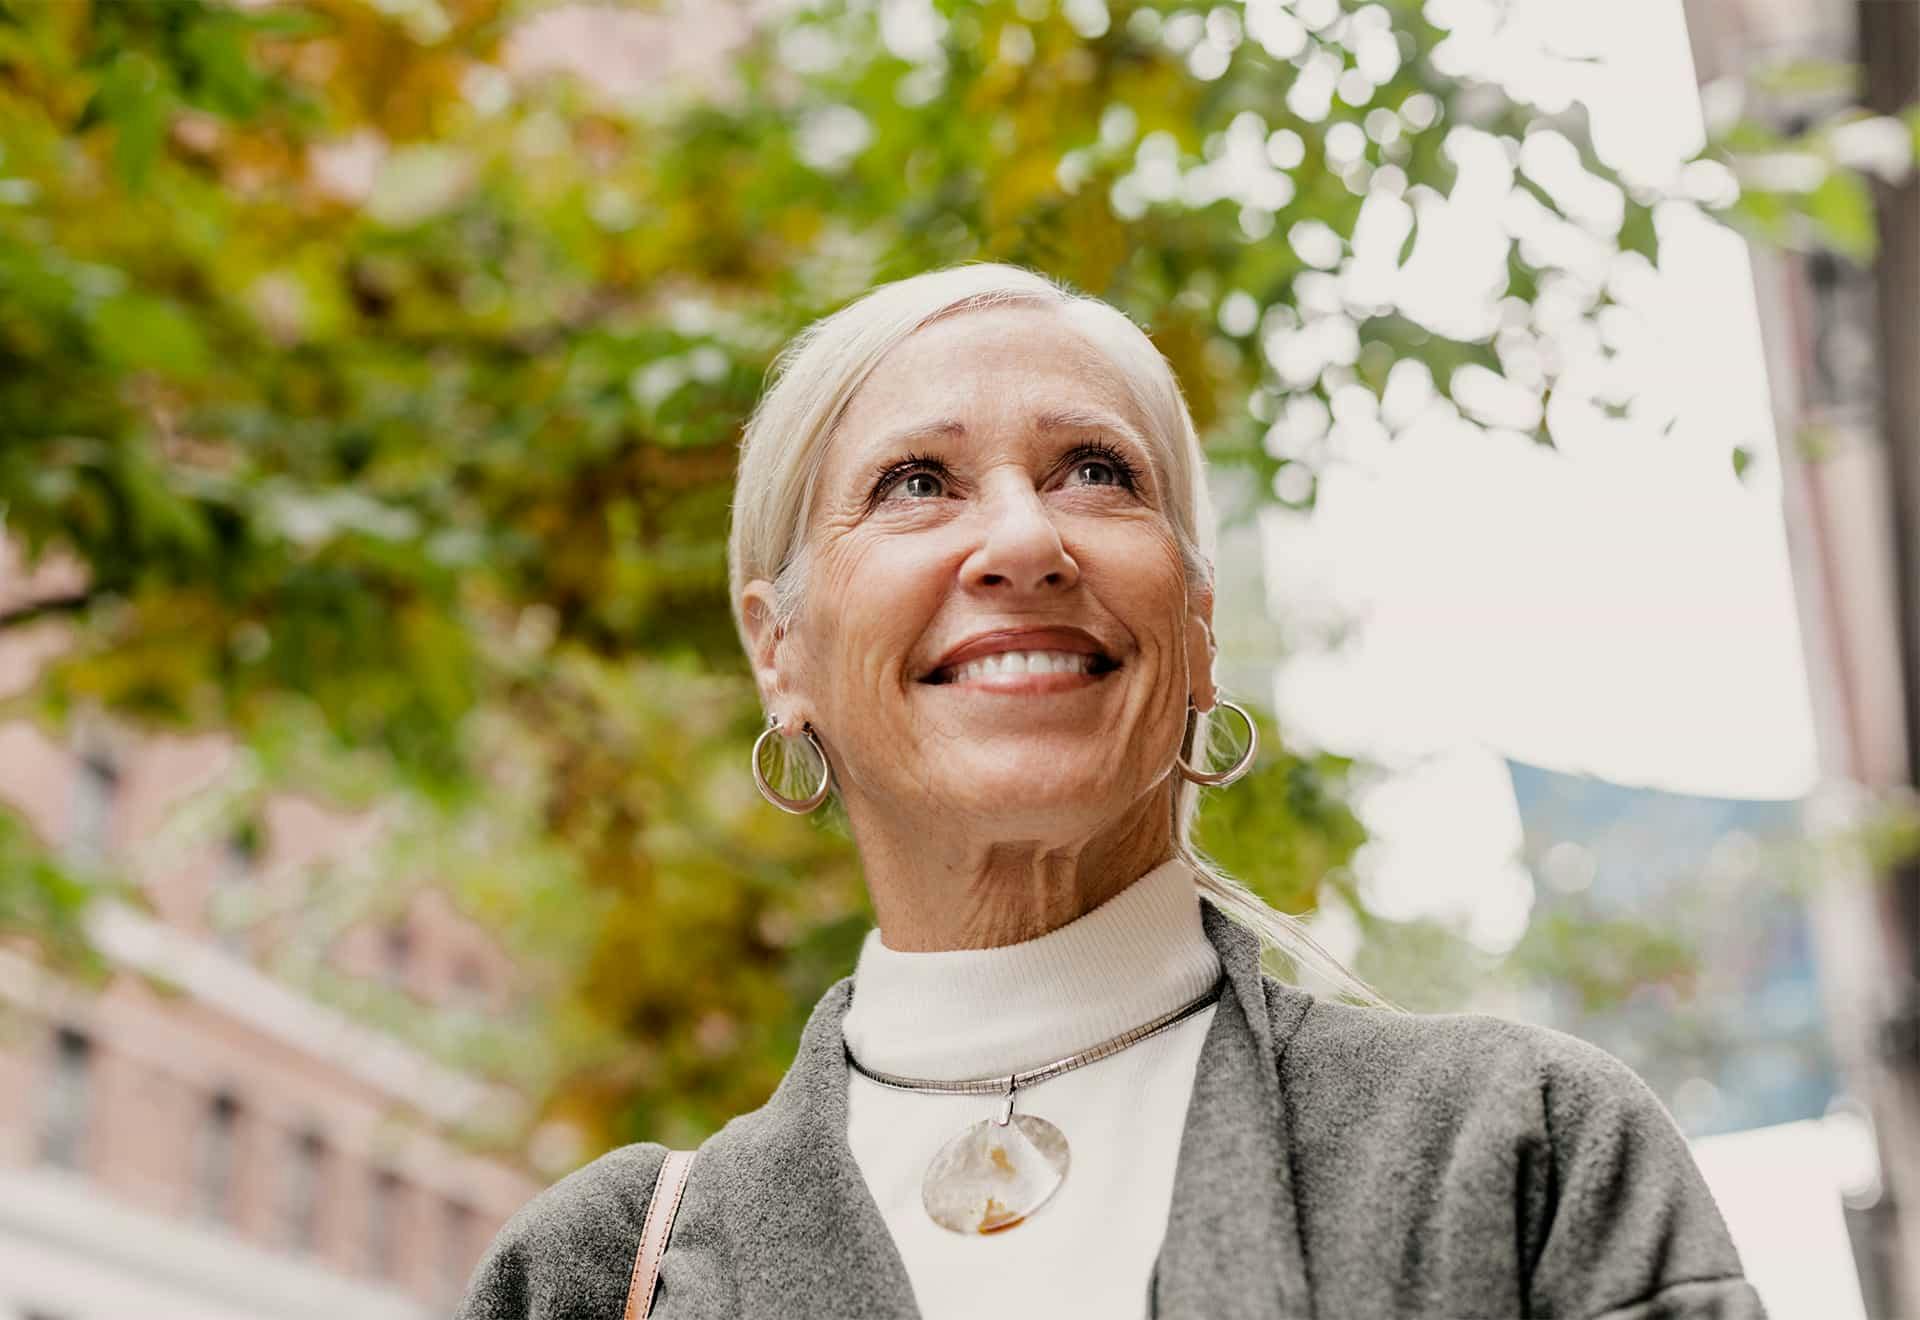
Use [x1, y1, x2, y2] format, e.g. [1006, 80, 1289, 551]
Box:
[455, 1141, 667, 1320]
[1276, 982, 1663, 1128]
[1270, 984, 1758, 1316]
[1271, 982, 1699, 1186]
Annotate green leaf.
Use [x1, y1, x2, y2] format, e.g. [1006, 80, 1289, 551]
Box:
[93, 50, 172, 192]
[181, 11, 269, 118]
[1726, 186, 1796, 245]
[89, 293, 211, 378]
[0, 808, 109, 981]
[1512, 171, 1561, 218]
[1804, 168, 1877, 262]
[1617, 203, 1660, 264]
[1752, 57, 1859, 98]
[234, 6, 332, 39]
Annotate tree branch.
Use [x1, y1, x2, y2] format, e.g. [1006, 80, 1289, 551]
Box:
[0, 592, 94, 632]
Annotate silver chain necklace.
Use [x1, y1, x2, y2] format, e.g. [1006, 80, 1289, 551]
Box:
[843, 972, 1227, 1235]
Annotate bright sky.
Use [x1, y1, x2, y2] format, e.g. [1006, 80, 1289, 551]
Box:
[1257, 0, 1822, 953]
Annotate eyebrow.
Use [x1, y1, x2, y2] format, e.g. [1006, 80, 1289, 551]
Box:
[875, 417, 967, 450]
[1038, 407, 1152, 451]
[873, 408, 1153, 457]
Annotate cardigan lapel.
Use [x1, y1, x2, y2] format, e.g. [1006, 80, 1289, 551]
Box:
[1150, 903, 1313, 1319]
[711, 974, 923, 1319]
[706, 900, 1313, 1320]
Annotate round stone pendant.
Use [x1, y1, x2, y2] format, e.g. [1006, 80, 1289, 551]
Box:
[921, 1113, 1070, 1234]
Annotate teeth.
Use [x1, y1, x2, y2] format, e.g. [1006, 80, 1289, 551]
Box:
[946, 651, 1100, 683]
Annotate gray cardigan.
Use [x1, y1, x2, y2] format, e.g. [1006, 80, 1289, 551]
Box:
[457, 903, 1766, 1319]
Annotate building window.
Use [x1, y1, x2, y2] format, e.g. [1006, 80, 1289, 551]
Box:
[440, 1199, 478, 1295]
[36, 1027, 92, 1171]
[67, 747, 119, 866]
[281, 1127, 328, 1253]
[194, 1091, 243, 1225]
[368, 1168, 405, 1281]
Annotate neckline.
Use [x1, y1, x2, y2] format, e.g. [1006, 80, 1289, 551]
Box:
[840, 856, 1224, 1079]
[706, 900, 1316, 1319]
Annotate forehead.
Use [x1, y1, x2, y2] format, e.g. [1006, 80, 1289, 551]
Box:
[829, 304, 1143, 458]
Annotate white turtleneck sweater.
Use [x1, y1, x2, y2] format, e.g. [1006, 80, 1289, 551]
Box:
[841, 856, 1223, 1319]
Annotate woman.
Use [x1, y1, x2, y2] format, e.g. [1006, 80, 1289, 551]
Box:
[457, 264, 1764, 1319]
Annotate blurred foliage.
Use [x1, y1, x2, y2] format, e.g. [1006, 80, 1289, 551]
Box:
[1690, 54, 1920, 265]
[1504, 895, 1701, 1014]
[0, 811, 113, 981]
[1510, 818, 1842, 1135]
[1191, 705, 1366, 912]
[0, 0, 1903, 1160]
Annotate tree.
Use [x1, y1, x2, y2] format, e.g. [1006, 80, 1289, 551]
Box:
[0, 0, 1825, 1153]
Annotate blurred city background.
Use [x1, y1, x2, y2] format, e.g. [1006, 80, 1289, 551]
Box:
[1, 0, 1918, 1315]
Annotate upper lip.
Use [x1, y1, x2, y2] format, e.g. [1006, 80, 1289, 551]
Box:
[920, 627, 1118, 682]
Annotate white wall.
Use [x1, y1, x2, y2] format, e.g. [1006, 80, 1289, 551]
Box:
[1692, 1119, 1871, 1320]
[0, 1166, 431, 1320]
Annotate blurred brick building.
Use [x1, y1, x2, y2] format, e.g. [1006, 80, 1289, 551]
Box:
[1683, 0, 1917, 1313]
[0, 540, 541, 1320]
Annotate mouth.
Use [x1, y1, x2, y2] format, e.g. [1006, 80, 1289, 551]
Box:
[918, 650, 1121, 686]
[917, 625, 1123, 689]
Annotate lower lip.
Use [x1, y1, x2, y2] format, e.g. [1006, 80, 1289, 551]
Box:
[924, 667, 1116, 694]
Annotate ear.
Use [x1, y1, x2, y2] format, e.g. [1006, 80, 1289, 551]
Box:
[1185, 580, 1218, 713]
[740, 579, 811, 733]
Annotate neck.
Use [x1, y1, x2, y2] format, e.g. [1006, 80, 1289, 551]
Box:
[841, 854, 1220, 1079]
[845, 788, 1176, 952]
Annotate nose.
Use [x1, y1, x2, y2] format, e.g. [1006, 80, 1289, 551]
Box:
[961, 476, 1080, 595]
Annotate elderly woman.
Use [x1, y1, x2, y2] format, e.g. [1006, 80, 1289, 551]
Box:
[458, 264, 1763, 1319]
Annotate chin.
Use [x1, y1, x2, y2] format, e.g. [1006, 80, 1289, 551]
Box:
[939, 763, 1134, 832]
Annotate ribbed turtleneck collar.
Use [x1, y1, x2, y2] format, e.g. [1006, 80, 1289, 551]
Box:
[840, 855, 1222, 1080]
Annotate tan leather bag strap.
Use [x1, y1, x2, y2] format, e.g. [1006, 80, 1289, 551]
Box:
[623, 1148, 696, 1320]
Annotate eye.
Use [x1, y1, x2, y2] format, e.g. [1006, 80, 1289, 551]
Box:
[1061, 441, 1142, 492]
[869, 451, 953, 505]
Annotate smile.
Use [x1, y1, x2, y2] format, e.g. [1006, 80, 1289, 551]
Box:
[921, 650, 1120, 687]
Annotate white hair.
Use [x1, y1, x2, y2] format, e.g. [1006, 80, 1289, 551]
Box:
[727, 261, 1388, 1006]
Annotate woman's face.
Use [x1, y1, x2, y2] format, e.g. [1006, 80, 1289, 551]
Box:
[742, 303, 1214, 846]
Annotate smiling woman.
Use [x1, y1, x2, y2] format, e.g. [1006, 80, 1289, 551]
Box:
[736, 299, 1218, 952]
[457, 264, 1765, 1320]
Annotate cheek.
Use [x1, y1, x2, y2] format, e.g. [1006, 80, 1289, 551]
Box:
[1083, 521, 1192, 645]
[1096, 532, 1198, 736]
[805, 534, 947, 697]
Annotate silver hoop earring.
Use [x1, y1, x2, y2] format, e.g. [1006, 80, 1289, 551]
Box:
[752, 714, 833, 813]
[1174, 698, 1258, 787]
